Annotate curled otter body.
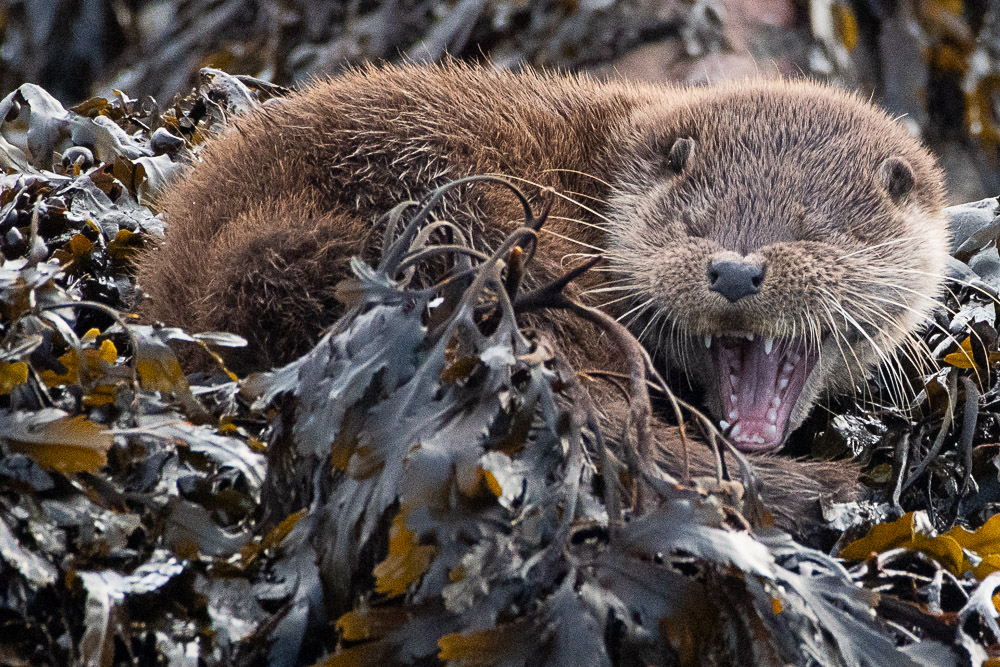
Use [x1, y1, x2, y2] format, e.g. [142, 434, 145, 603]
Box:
[138, 64, 949, 529]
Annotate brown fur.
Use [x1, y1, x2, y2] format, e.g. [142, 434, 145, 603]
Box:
[137, 63, 950, 532]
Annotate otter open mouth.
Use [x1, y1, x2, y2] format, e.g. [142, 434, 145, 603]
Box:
[708, 335, 819, 452]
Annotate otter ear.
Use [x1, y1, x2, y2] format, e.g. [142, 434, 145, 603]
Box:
[877, 156, 914, 201]
[666, 137, 695, 173]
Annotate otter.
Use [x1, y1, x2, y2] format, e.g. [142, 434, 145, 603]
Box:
[137, 64, 949, 527]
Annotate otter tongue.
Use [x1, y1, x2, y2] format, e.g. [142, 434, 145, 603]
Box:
[711, 336, 817, 452]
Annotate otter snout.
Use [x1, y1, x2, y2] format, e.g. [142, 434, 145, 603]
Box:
[707, 258, 766, 302]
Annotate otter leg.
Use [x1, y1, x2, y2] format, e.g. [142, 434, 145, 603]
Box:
[649, 422, 860, 533]
[140, 199, 369, 372]
[206, 210, 370, 372]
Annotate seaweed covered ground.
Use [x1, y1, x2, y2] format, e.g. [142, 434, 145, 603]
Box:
[1, 67, 1000, 666]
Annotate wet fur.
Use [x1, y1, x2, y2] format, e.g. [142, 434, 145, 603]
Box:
[138, 64, 949, 532]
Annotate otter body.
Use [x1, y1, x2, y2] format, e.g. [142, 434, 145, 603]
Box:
[139, 64, 949, 528]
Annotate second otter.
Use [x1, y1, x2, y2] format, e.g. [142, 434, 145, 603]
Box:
[139, 65, 949, 457]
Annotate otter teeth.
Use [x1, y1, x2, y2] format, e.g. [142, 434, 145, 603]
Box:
[709, 334, 821, 452]
[707, 333, 775, 351]
[720, 400, 783, 432]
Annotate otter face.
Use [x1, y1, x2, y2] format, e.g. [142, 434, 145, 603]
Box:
[602, 81, 950, 453]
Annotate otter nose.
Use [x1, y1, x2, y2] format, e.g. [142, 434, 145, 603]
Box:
[707, 259, 766, 302]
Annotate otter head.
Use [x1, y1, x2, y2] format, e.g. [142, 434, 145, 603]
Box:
[602, 80, 949, 452]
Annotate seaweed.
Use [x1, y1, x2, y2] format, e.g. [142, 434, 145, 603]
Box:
[1, 67, 1000, 665]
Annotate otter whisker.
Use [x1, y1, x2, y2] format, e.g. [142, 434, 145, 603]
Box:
[891, 336, 941, 405]
[581, 285, 641, 296]
[636, 309, 665, 346]
[495, 173, 618, 226]
[622, 305, 657, 333]
[842, 279, 961, 320]
[870, 334, 923, 409]
[578, 276, 633, 288]
[666, 318, 693, 377]
[560, 252, 605, 269]
[821, 292, 898, 377]
[563, 189, 615, 209]
[653, 313, 672, 363]
[539, 228, 604, 251]
[540, 167, 614, 189]
[597, 292, 648, 309]
[837, 292, 940, 373]
[879, 359, 918, 410]
[878, 266, 998, 300]
[803, 307, 824, 361]
[818, 287, 910, 407]
[846, 290, 965, 360]
[549, 214, 610, 232]
[840, 235, 936, 258]
[838, 273, 945, 322]
[816, 298, 872, 407]
[614, 297, 655, 325]
[815, 303, 859, 392]
[855, 303, 936, 380]
[845, 268, 963, 309]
